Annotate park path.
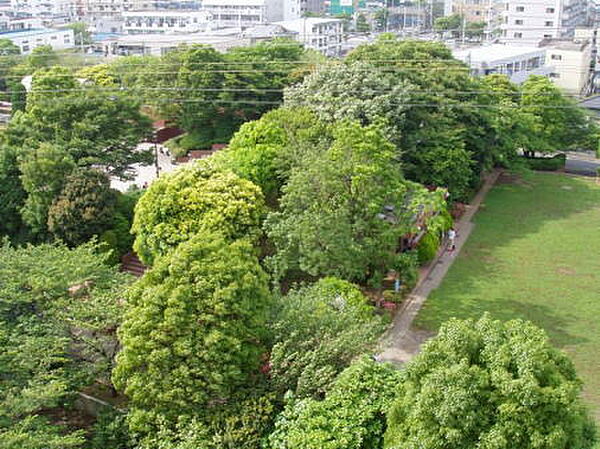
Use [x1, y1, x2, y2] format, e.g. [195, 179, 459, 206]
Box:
[379, 169, 502, 365]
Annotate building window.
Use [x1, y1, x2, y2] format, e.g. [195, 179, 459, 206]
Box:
[551, 54, 562, 60]
[514, 32, 523, 38]
[22, 45, 29, 51]
[549, 73, 560, 78]
[515, 19, 523, 25]
[546, 7, 555, 13]
[516, 6, 524, 12]
[545, 21, 553, 26]
[544, 34, 552, 38]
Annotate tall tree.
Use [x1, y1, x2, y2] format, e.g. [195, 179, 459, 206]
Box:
[266, 121, 413, 284]
[213, 107, 328, 204]
[384, 315, 597, 449]
[113, 231, 272, 436]
[269, 357, 402, 449]
[47, 169, 117, 246]
[270, 278, 386, 398]
[0, 242, 129, 449]
[19, 144, 74, 238]
[0, 145, 26, 240]
[131, 159, 265, 265]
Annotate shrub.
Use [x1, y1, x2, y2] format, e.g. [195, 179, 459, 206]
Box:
[417, 231, 440, 265]
[88, 409, 133, 449]
[522, 153, 566, 171]
[394, 251, 419, 291]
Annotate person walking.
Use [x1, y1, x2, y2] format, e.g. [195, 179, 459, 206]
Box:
[447, 227, 457, 252]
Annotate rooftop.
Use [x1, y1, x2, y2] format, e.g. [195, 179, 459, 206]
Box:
[453, 44, 544, 64]
[0, 28, 70, 38]
[539, 38, 590, 51]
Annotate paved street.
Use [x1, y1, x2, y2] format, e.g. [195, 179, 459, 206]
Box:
[111, 143, 179, 192]
[565, 157, 600, 176]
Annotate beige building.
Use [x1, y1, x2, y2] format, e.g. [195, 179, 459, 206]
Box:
[542, 38, 594, 95]
[444, 0, 497, 23]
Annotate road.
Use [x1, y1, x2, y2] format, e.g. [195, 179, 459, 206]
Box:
[565, 156, 600, 176]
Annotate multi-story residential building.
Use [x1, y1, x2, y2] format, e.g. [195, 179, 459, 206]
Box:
[0, 10, 41, 32]
[122, 10, 212, 33]
[444, 0, 497, 23]
[201, 0, 268, 27]
[274, 17, 344, 56]
[542, 37, 594, 95]
[453, 44, 550, 82]
[11, 0, 75, 17]
[1, 27, 74, 53]
[499, 0, 591, 45]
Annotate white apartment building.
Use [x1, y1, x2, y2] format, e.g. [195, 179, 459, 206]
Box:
[201, 0, 268, 27]
[122, 10, 212, 33]
[500, 0, 590, 45]
[0, 10, 41, 32]
[11, 0, 74, 16]
[542, 38, 594, 95]
[453, 44, 551, 82]
[444, 0, 497, 22]
[2, 27, 75, 53]
[274, 17, 344, 56]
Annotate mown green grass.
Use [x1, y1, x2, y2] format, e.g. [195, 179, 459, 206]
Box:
[416, 172, 600, 420]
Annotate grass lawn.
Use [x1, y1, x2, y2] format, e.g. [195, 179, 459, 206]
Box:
[416, 172, 600, 421]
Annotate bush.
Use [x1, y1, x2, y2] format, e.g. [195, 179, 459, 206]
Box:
[522, 153, 566, 171]
[417, 231, 440, 265]
[165, 131, 214, 157]
[88, 409, 133, 449]
[394, 251, 419, 292]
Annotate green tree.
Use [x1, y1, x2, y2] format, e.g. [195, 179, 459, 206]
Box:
[19, 144, 74, 238]
[0, 145, 26, 239]
[434, 14, 463, 37]
[223, 39, 306, 126]
[270, 278, 386, 398]
[7, 88, 153, 179]
[113, 231, 272, 436]
[266, 121, 409, 284]
[384, 315, 597, 449]
[132, 159, 265, 265]
[269, 357, 402, 449]
[0, 242, 129, 449]
[356, 13, 371, 32]
[27, 66, 79, 109]
[213, 107, 328, 205]
[26, 45, 59, 70]
[466, 21, 486, 39]
[47, 169, 117, 246]
[521, 76, 596, 155]
[66, 22, 92, 47]
[0, 39, 20, 56]
[374, 8, 389, 31]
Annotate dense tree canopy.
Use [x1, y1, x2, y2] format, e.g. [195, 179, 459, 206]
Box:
[48, 169, 117, 246]
[113, 231, 272, 436]
[19, 144, 75, 238]
[269, 357, 402, 449]
[132, 159, 265, 265]
[384, 315, 597, 449]
[213, 107, 328, 204]
[270, 277, 386, 398]
[0, 242, 128, 449]
[266, 121, 437, 283]
[0, 145, 26, 239]
[6, 69, 153, 179]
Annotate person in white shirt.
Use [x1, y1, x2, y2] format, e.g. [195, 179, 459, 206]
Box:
[448, 228, 456, 252]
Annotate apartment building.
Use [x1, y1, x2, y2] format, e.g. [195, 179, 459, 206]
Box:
[122, 10, 212, 33]
[453, 44, 550, 82]
[0, 10, 41, 32]
[2, 27, 75, 53]
[542, 37, 594, 95]
[274, 17, 344, 56]
[499, 0, 591, 45]
[444, 0, 497, 23]
[11, 0, 74, 17]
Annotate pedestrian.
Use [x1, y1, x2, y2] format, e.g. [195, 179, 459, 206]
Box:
[448, 227, 456, 252]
